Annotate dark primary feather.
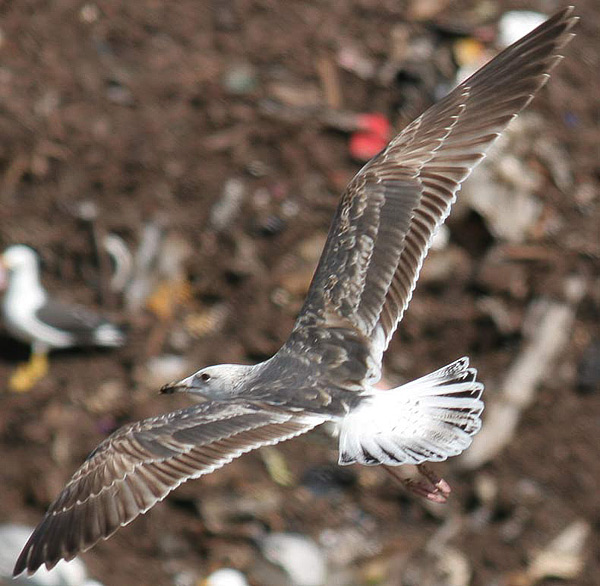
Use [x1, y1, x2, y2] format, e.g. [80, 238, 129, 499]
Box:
[13, 401, 327, 575]
[293, 7, 577, 374]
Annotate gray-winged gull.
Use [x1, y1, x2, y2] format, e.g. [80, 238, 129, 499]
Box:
[14, 8, 576, 576]
[1, 245, 125, 392]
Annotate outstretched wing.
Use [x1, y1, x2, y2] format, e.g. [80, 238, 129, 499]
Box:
[14, 401, 327, 576]
[290, 8, 576, 377]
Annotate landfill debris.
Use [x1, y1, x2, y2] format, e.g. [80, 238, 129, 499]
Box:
[526, 520, 590, 583]
[260, 446, 295, 487]
[576, 339, 600, 394]
[210, 178, 246, 232]
[102, 233, 133, 293]
[136, 354, 191, 389]
[0, 524, 103, 586]
[124, 221, 164, 313]
[204, 568, 249, 586]
[84, 379, 125, 414]
[266, 81, 321, 109]
[222, 62, 258, 95]
[435, 546, 472, 586]
[460, 276, 587, 469]
[184, 303, 230, 338]
[319, 525, 382, 566]
[498, 11, 548, 48]
[79, 3, 99, 24]
[316, 55, 343, 109]
[199, 491, 282, 534]
[300, 464, 356, 497]
[129, 231, 191, 320]
[337, 44, 376, 80]
[505, 520, 591, 585]
[349, 113, 391, 161]
[461, 113, 550, 243]
[260, 533, 327, 586]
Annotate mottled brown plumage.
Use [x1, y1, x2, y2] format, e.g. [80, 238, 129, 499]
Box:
[15, 7, 576, 577]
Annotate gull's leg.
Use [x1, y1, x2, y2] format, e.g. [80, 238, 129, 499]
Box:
[9, 344, 49, 392]
[383, 464, 451, 504]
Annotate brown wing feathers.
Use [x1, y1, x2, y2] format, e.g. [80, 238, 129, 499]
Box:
[294, 8, 576, 362]
[14, 403, 326, 574]
[13, 7, 576, 578]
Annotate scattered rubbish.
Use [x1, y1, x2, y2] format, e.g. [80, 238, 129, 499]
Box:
[257, 214, 287, 237]
[260, 446, 295, 487]
[419, 246, 471, 285]
[184, 304, 229, 338]
[576, 339, 600, 394]
[204, 568, 249, 586]
[477, 296, 520, 335]
[136, 354, 191, 389]
[319, 525, 381, 566]
[210, 178, 246, 232]
[461, 113, 550, 243]
[79, 3, 99, 24]
[84, 379, 125, 414]
[222, 62, 258, 95]
[349, 113, 391, 161]
[453, 38, 486, 69]
[0, 524, 103, 585]
[125, 221, 165, 313]
[266, 82, 321, 109]
[337, 45, 376, 80]
[102, 233, 133, 293]
[505, 520, 591, 585]
[316, 55, 343, 109]
[260, 533, 327, 586]
[105, 79, 134, 106]
[199, 491, 282, 534]
[526, 520, 590, 583]
[125, 224, 191, 322]
[300, 464, 356, 497]
[498, 11, 548, 48]
[460, 276, 587, 469]
[407, 0, 450, 21]
[435, 546, 472, 586]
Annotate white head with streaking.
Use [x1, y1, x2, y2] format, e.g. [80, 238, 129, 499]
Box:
[161, 363, 256, 400]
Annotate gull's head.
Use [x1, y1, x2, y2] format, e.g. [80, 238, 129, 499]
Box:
[161, 363, 255, 400]
[2, 245, 40, 275]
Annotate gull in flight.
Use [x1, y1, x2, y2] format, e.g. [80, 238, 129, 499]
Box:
[1, 245, 125, 392]
[14, 7, 576, 576]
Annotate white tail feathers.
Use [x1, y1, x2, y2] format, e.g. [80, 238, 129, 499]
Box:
[338, 357, 484, 466]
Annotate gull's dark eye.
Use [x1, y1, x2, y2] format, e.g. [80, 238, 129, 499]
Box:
[200, 373, 211, 382]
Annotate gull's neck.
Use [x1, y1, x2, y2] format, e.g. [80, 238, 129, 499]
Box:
[5, 264, 46, 310]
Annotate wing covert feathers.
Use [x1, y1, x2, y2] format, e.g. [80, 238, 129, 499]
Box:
[294, 8, 577, 371]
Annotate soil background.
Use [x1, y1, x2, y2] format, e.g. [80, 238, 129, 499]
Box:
[1, 1, 599, 585]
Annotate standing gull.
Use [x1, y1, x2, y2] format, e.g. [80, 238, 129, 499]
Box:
[1, 245, 125, 392]
[14, 8, 576, 576]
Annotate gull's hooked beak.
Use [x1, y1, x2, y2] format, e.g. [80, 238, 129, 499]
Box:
[160, 372, 205, 396]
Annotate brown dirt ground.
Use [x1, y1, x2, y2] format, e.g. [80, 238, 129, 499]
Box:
[1, 1, 598, 585]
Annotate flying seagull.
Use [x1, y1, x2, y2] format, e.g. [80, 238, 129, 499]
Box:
[1, 245, 125, 392]
[14, 7, 576, 576]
